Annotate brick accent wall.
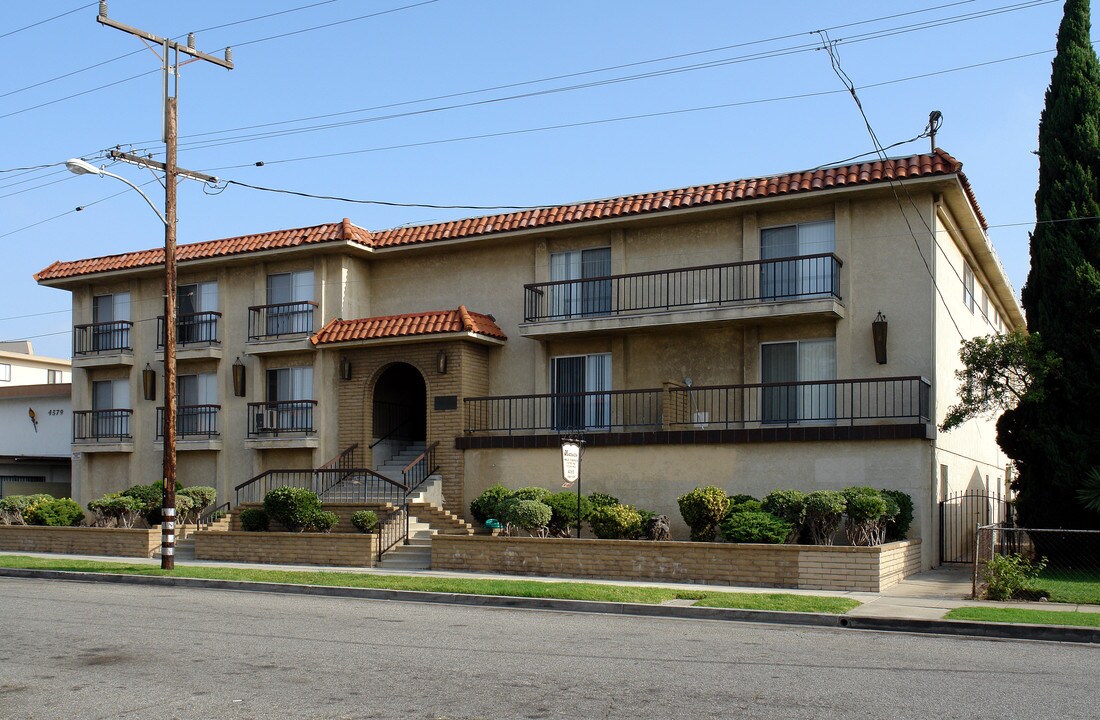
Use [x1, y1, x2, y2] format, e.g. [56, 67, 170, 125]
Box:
[0, 526, 161, 558]
[194, 530, 378, 567]
[432, 536, 922, 592]
[331, 340, 491, 514]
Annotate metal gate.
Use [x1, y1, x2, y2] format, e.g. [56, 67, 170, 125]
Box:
[939, 490, 1013, 564]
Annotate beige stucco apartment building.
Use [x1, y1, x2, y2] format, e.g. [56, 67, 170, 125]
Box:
[34, 149, 1022, 568]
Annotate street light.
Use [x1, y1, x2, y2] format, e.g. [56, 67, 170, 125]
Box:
[66, 156, 179, 570]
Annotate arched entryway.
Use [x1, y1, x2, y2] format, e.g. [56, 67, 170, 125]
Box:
[371, 362, 427, 466]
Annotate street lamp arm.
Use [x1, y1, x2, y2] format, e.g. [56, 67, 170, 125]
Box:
[66, 159, 169, 226]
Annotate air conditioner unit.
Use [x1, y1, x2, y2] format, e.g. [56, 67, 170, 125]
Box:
[266, 409, 280, 430]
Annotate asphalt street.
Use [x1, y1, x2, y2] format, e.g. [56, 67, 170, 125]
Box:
[0, 576, 1095, 720]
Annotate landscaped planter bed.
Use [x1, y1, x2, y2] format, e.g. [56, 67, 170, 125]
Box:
[432, 535, 922, 592]
[194, 530, 378, 567]
[0, 525, 161, 558]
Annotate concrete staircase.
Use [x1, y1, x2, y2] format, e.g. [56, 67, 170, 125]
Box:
[377, 518, 433, 570]
[373, 441, 427, 484]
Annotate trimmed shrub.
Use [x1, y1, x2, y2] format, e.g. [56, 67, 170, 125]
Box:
[501, 499, 551, 533]
[761, 489, 807, 543]
[121, 483, 162, 526]
[635, 507, 657, 530]
[179, 486, 217, 521]
[720, 511, 792, 544]
[804, 490, 846, 545]
[589, 503, 643, 540]
[309, 510, 339, 533]
[881, 489, 914, 541]
[587, 492, 620, 509]
[677, 486, 730, 541]
[470, 483, 510, 524]
[843, 486, 889, 546]
[263, 487, 322, 532]
[173, 494, 195, 527]
[725, 498, 762, 517]
[86, 493, 144, 528]
[982, 553, 1049, 601]
[543, 492, 593, 535]
[0, 494, 54, 525]
[26, 497, 85, 527]
[508, 487, 552, 503]
[351, 510, 378, 533]
[238, 508, 269, 532]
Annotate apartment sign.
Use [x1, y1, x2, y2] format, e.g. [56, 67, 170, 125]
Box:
[561, 441, 582, 487]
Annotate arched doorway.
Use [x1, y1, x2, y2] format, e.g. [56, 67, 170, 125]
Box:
[371, 363, 427, 465]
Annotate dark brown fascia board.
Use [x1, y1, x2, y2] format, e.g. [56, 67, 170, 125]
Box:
[313, 331, 505, 350]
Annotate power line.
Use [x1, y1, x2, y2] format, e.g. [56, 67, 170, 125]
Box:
[0, 2, 94, 42]
[0, 69, 159, 121]
[221, 179, 542, 210]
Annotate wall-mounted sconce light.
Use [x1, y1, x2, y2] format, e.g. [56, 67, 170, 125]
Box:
[872, 312, 888, 365]
[437, 350, 449, 375]
[339, 357, 352, 381]
[232, 356, 247, 397]
[142, 363, 157, 401]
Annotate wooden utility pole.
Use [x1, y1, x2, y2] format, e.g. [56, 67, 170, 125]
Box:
[96, 2, 233, 569]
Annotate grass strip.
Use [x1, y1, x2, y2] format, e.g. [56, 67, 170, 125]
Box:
[0, 554, 858, 614]
[1037, 570, 1100, 605]
[945, 606, 1100, 628]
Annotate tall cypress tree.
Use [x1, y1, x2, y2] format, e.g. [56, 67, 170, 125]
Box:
[1001, 0, 1100, 529]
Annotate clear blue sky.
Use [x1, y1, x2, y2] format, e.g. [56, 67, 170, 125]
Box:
[0, 0, 1080, 359]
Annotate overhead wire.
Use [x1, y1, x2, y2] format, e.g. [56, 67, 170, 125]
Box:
[0, 2, 95, 42]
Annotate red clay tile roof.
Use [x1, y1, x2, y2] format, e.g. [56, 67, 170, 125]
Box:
[311, 306, 506, 345]
[35, 150, 982, 282]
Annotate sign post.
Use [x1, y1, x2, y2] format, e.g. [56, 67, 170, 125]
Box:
[560, 436, 585, 539]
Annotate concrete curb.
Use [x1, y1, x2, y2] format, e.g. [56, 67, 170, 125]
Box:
[3, 567, 1097, 644]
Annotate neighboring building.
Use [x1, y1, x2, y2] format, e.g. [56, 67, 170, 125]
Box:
[0, 343, 72, 498]
[34, 149, 1022, 567]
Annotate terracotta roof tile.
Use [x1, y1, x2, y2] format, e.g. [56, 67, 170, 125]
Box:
[35, 150, 983, 282]
[311, 306, 506, 345]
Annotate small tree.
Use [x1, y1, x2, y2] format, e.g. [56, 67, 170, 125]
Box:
[804, 491, 846, 546]
[842, 487, 890, 546]
[677, 486, 730, 542]
[761, 489, 807, 543]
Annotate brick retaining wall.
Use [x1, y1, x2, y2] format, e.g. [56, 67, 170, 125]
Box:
[432, 536, 922, 592]
[194, 530, 378, 567]
[0, 526, 161, 558]
[229, 503, 394, 532]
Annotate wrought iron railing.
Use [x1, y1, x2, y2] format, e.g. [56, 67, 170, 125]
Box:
[377, 506, 409, 561]
[246, 400, 317, 437]
[523, 253, 842, 322]
[247, 301, 317, 340]
[402, 441, 439, 495]
[233, 467, 407, 506]
[156, 311, 221, 348]
[464, 377, 930, 434]
[197, 501, 230, 529]
[156, 404, 220, 438]
[73, 321, 133, 355]
[73, 409, 133, 441]
[318, 443, 359, 470]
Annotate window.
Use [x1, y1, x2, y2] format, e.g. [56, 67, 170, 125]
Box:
[549, 247, 611, 319]
[92, 293, 131, 351]
[551, 353, 611, 430]
[760, 221, 835, 299]
[47, 369, 63, 384]
[92, 379, 130, 438]
[760, 339, 836, 423]
[264, 366, 313, 431]
[178, 373, 218, 435]
[177, 281, 218, 344]
[0, 363, 9, 382]
[265, 270, 314, 336]
[963, 263, 975, 312]
[981, 286, 989, 323]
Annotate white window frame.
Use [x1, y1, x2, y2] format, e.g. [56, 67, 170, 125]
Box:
[0, 363, 9, 382]
[963, 263, 975, 313]
[47, 369, 63, 384]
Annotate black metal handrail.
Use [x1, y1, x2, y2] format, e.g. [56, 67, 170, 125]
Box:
[523, 253, 842, 322]
[73, 409, 133, 441]
[464, 376, 930, 434]
[402, 441, 439, 495]
[156, 311, 221, 348]
[197, 501, 230, 529]
[377, 505, 409, 561]
[73, 321, 133, 355]
[369, 400, 419, 449]
[247, 300, 317, 341]
[156, 404, 220, 438]
[233, 467, 408, 506]
[246, 400, 318, 437]
[318, 443, 359, 470]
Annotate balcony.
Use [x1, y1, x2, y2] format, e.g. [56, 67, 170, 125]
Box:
[156, 312, 222, 359]
[73, 409, 133, 452]
[246, 301, 317, 353]
[520, 254, 843, 338]
[459, 376, 931, 448]
[155, 405, 222, 451]
[245, 400, 319, 449]
[72, 321, 134, 368]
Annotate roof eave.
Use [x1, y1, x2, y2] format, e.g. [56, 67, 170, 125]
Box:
[313, 331, 506, 349]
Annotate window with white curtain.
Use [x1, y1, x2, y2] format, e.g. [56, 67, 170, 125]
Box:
[760, 339, 836, 423]
[178, 281, 219, 343]
[963, 263, 975, 312]
[549, 247, 612, 319]
[266, 366, 314, 431]
[551, 353, 611, 430]
[91, 292, 131, 351]
[266, 270, 314, 335]
[178, 373, 218, 435]
[760, 221, 835, 299]
[91, 378, 130, 437]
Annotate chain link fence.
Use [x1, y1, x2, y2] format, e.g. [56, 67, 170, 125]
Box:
[974, 524, 1100, 603]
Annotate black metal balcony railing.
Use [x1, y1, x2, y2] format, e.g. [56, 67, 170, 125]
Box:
[247, 301, 317, 341]
[73, 321, 133, 355]
[523, 253, 842, 323]
[155, 405, 220, 439]
[247, 400, 318, 437]
[73, 409, 133, 441]
[464, 377, 930, 435]
[156, 312, 221, 349]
